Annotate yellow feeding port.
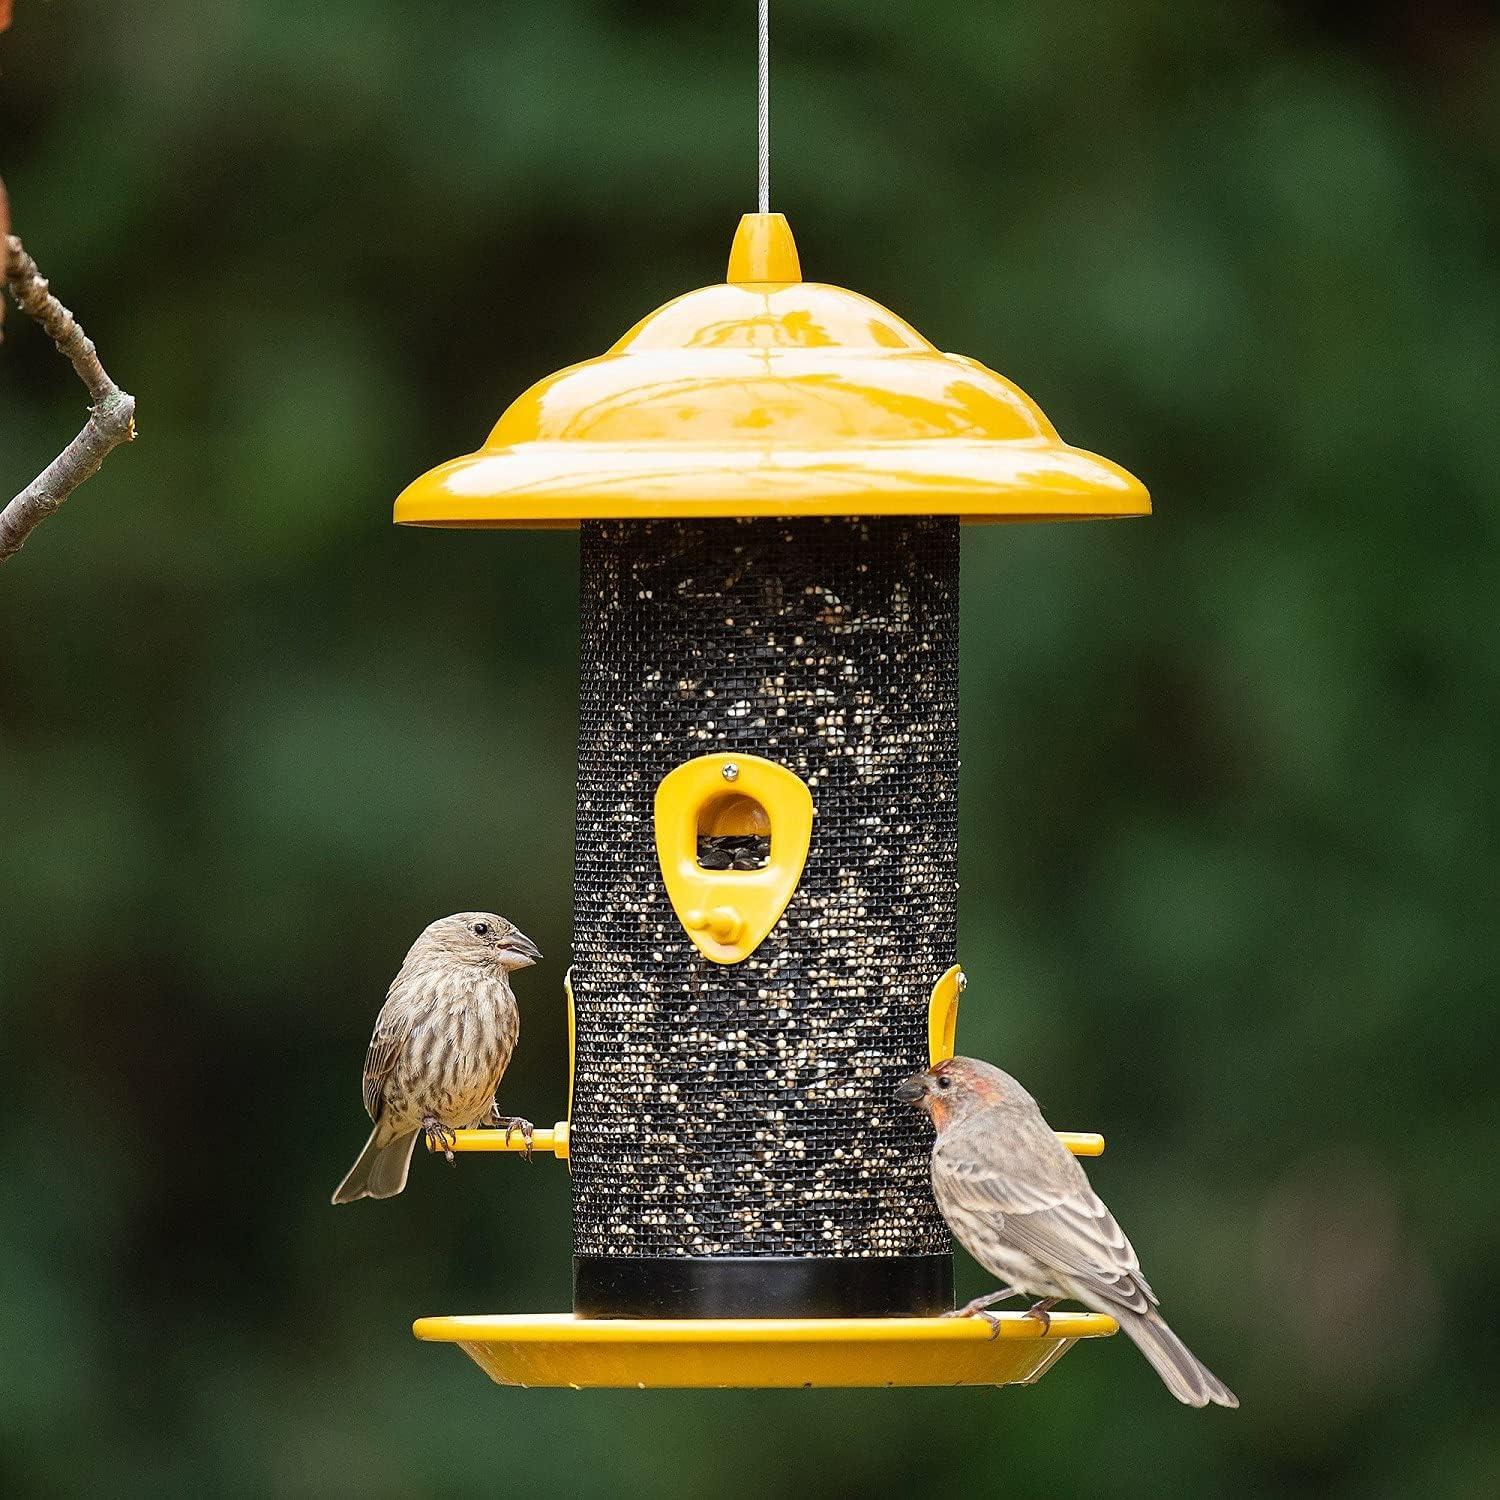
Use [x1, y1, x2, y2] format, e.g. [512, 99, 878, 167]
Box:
[655, 752, 814, 964]
[413, 1312, 1118, 1390]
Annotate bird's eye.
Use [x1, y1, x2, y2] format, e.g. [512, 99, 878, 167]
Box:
[472, 921, 490, 937]
[936, 1075, 953, 1090]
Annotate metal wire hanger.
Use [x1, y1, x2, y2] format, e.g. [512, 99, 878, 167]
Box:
[758, 0, 770, 213]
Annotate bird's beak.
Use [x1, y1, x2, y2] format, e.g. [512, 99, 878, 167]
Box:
[504, 930, 542, 967]
[895, 1073, 928, 1105]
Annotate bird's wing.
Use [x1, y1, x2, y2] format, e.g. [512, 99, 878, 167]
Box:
[1001, 1185, 1159, 1314]
[936, 1113, 1159, 1314]
[361, 1005, 414, 1124]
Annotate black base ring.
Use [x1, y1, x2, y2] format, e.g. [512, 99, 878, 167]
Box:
[573, 1254, 954, 1319]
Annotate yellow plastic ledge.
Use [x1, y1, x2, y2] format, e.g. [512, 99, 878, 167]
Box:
[412, 1311, 1117, 1389]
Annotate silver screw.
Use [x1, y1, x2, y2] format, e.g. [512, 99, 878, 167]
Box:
[722, 762, 739, 781]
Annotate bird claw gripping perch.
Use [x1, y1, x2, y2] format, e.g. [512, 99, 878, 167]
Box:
[422, 1117, 459, 1164]
[946, 1288, 1023, 1324]
[1024, 1299, 1059, 1336]
[493, 1111, 536, 1159]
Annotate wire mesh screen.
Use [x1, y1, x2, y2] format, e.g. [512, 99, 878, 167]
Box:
[572, 517, 959, 1261]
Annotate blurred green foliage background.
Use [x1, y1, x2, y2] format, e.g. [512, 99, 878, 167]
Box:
[3, 2, 1498, 1495]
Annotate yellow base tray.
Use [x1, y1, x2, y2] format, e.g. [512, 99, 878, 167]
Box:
[412, 1312, 1117, 1389]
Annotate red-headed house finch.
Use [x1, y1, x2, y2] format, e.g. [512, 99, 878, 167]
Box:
[332, 913, 540, 1205]
[898, 1056, 1238, 1409]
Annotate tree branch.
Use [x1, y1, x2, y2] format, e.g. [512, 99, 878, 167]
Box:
[1, 233, 137, 564]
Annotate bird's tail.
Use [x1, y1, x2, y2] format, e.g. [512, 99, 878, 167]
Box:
[1117, 1308, 1239, 1409]
[331, 1127, 420, 1205]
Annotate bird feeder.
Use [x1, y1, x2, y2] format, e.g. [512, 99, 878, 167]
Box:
[395, 213, 1147, 1388]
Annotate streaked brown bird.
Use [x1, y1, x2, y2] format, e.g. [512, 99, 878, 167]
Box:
[331, 912, 540, 1205]
[898, 1056, 1238, 1408]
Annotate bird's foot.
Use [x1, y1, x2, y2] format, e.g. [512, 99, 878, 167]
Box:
[496, 1114, 535, 1159]
[945, 1288, 1021, 1321]
[1024, 1298, 1059, 1335]
[422, 1116, 458, 1164]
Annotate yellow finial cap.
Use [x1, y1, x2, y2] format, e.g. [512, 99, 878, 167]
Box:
[727, 212, 802, 284]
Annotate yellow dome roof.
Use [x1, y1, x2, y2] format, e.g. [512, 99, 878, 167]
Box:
[394, 215, 1149, 527]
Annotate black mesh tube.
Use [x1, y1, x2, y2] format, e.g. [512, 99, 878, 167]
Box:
[571, 517, 959, 1317]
